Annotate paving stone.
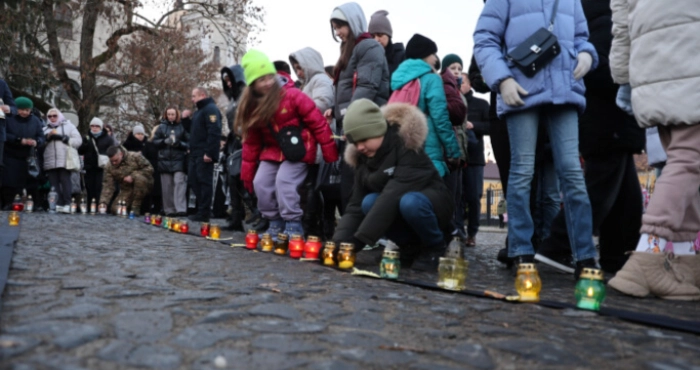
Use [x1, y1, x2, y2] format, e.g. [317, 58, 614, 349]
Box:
[128, 345, 182, 369]
[439, 343, 495, 369]
[241, 320, 327, 334]
[306, 360, 359, 370]
[197, 309, 249, 324]
[337, 348, 416, 366]
[318, 332, 391, 348]
[249, 303, 302, 320]
[171, 325, 249, 349]
[52, 325, 103, 349]
[168, 290, 226, 302]
[42, 303, 107, 320]
[192, 349, 248, 370]
[645, 358, 700, 370]
[334, 312, 385, 331]
[0, 335, 41, 360]
[491, 339, 588, 366]
[251, 334, 319, 353]
[112, 311, 173, 343]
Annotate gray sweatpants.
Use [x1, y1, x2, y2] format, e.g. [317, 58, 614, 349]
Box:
[253, 161, 308, 222]
[161, 172, 187, 214]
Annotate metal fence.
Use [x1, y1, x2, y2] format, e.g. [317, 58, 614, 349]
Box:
[480, 187, 504, 227]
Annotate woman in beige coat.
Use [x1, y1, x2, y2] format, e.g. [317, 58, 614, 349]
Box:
[608, 0, 700, 300]
[43, 108, 82, 213]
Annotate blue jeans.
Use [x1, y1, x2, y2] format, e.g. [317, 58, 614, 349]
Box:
[362, 192, 445, 248]
[505, 105, 596, 262]
[533, 158, 560, 241]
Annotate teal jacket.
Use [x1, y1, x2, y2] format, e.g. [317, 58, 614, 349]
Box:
[391, 59, 460, 176]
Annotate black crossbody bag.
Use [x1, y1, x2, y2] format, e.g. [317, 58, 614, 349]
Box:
[267, 121, 306, 162]
[507, 0, 561, 77]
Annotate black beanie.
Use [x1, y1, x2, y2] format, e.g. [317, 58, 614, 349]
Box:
[405, 33, 438, 60]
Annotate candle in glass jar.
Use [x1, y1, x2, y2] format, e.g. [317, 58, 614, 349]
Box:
[180, 221, 189, 234]
[245, 230, 260, 250]
[515, 263, 542, 302]
[163, 217, 171, 229]
[322, 242, 336, 266]
[304, 236, 322, 259]
[338, 243, 356, 269]
[210, 224, 221, 239]
[8, 211, 20, 226]
[274, 233, 289, 255]
[380, 250, 400, 279]
[173, 220, 181, 232]
[260, 233, 274, 252]
[288, 234, 304, 259]
[154, 215, 163, 226]
[144, 213, 151, 224]
[200, 222, 210, 237]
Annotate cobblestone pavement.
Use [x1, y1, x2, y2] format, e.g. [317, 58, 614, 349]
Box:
[1, 213, 699, 369]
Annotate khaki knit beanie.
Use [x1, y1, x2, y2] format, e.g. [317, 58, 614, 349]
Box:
[343, 99, 387, 143]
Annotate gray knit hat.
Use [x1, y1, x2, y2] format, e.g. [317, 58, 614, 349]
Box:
[343, 99, 387, 144]
[132, 125, 146, 135]
[368, 10, 392, 37]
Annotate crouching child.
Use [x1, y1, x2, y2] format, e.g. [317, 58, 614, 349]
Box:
[333, 99, 453, 267]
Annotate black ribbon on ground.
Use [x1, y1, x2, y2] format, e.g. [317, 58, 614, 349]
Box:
[0, 221, 21, 314]
[145, 221, 700, 336]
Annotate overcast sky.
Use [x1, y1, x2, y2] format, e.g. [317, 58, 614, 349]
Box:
[253, 0, 486, 70]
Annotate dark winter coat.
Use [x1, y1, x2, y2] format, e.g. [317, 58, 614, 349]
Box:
[122, 132, 145, 153]
[333, 103, 453, 249]
[2, 113, 45, 187]
[152, 120, 190, 173]
[189, 97, 222, 162]
[385, 42, 406, 76]
[465, 91, 490, 166]
[441, 70, 467, 127]
[0, 79, 17, 143]
[579, 0, 644, 158]
[78, 130, 117, 172]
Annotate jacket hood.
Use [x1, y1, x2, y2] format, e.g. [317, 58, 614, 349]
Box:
[289, 47, 325, 85]
[331, 2, 367, 41]
[221, 65, 246, 100]
[391, 58, 433, 90]
[344, 103, 428, 168]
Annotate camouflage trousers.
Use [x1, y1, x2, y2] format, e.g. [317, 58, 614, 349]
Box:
[111, 177, 153, 215]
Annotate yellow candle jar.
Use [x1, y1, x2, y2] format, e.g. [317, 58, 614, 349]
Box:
[337, 243, 356, 269]
[274, 233, 289, 255]
[322, 242, 336, 266]
[8, 211, 20, 226]
[260, 233, 274, 252]
[515, 263, 542, 302]
[210, 224, 221, 240]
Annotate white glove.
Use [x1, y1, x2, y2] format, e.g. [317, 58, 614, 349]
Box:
[499, 78, 529, 107]
[573, 52, 592, 80]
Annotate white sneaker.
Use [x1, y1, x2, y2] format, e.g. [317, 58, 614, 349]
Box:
[58, 205, 71, 214]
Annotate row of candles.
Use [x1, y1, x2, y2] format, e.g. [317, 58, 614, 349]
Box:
[6, 206, 606, 311]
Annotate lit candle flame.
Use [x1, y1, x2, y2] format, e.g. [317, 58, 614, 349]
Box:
[525, 280, 532, 289]
[587, 287, 594, 297]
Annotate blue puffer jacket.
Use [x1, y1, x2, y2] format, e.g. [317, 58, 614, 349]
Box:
[391, 59, 461, 177]
[473, 0, 599, 118]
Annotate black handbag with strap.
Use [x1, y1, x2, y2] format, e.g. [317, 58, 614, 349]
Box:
[507, 0, 561, 77]
[267, 121, 306, 162]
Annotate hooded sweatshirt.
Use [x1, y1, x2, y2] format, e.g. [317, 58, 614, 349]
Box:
[290, 47, 335, 113]
[331, 2, 390, 123]
[220, 64, 247, 128]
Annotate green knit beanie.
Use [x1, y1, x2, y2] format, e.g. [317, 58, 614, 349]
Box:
[441, 54, 463, 73]
[15, 97, 33, 110]
[242, 49, 277, 85]
[343, 99, 387, 144]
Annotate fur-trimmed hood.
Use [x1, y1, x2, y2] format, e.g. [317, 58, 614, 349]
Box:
[344, 102, 428, 168]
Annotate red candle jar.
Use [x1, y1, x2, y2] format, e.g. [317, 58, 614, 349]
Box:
[200, 222, 210, 237]
[180, 221, 189, 234]
[154, 215, 163, 226]
[245, 230, 260, 250]
[304, 235, 322, 259]
[288, 234, 304, 259]
[12, 202, 24, 212]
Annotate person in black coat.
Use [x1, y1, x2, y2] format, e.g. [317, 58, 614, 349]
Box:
[460, 73, 491, 246]
[1, 97, 45, 208]
[333, 100, 453, 267]
[0, 78, 18, 187]
[368, 10, 405, 76]
[188, 87, 222, 222]
[220, 65, 264, 231]
[152, 106, 189, 216]
[536, 0, 645, 274]
[78, 117, 117, 211]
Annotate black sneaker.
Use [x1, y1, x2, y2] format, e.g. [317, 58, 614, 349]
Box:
[535, 250, 575, 274]
[515, 254, 535, 265]
[574, 258, 600, 280]
[188, 214, 210, 222]
[497, 247, 514, 268]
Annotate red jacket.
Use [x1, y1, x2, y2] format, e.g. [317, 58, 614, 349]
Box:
[241, 88, 339, 183]
[441, 70, 467, 126]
